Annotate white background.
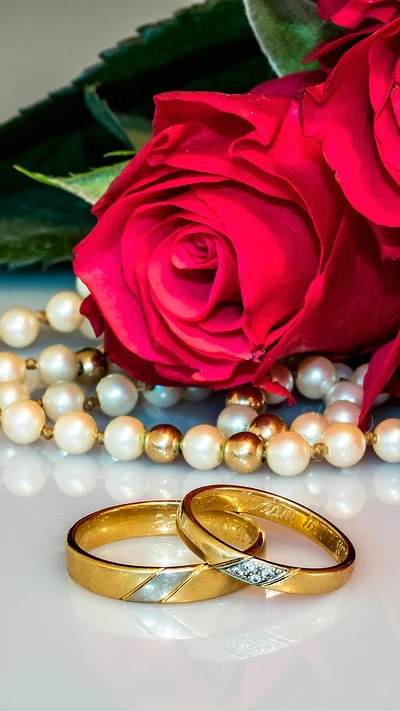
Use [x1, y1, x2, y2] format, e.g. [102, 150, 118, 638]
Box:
[0, 0, 193, 123]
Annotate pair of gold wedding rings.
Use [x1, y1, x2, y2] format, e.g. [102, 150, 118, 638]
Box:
[66, 485, 356, 604]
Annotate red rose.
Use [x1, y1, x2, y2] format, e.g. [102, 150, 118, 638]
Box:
[74, 86, 400, 406]
[317, 0, 400, 27]
[302, 17, 400, 242]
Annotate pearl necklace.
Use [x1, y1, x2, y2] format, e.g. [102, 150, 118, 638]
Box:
[0, 281, 399, 475]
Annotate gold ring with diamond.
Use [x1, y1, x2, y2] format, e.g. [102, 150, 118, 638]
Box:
[176, 485, 355, 595]
[66, 500, 265, 604]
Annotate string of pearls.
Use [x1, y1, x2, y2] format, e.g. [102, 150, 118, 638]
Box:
[0, 280, 398, 475]
[0, 347, 398, 474]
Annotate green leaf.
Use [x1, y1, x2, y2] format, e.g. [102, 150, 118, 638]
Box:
[243, 0, 335, 76]
[15, 161, 129, 205]
[117, 114, 153, 151]
[104, 150, 136, 158]
[84, 85, 134, 148]
[0, 189, 95, 269]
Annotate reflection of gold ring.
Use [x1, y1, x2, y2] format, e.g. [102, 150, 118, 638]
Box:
[177, 485, 356, 595]
[66, 500, 265, 604]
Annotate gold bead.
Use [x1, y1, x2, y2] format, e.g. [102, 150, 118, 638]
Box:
[225, 385, 265, 414]
[249, 413, 288, 445]
[224, 431, 264, 474]
[144, 424, 183, 464]
[76, 348, 108, 385]
[25, 357, 38, 370]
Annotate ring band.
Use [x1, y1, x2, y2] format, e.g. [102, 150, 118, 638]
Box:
[66, 500, 265, 604]
[176, 485, 356, 595]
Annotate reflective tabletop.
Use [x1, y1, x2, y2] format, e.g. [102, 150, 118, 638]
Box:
[1, 270, 399, 711]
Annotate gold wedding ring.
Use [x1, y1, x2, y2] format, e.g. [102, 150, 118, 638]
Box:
[176, 485, 355, 595]
[66, 500, 265, 604]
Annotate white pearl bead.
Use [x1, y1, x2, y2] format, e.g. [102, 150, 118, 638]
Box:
[24, 368, 43, 393]
[182, 425, 225, 470]
[46, 291, 83, 332]
[104, 416, 145, 460]
[0, 352, 26, 383]
[2, 400, 46, 444]
[324, 400, 361, 426]
[96, 374, 138, 416]
[263, 364, 294, 405]
[373, 418, 400, 463]
[0, 380, 30, 410]
[322, 423, 366, 467]
[325, 381, 364, 408]
[53, 411, 97, 454]
[296, 356, 338, 399]
[42, 381, 85, 421]
[352, 363, 389, 406]
[0, 308, 39, 348]
[334, 362, 353, 381]
[290, 412, 329, 445]
[352, 363, 369, 388]
[143, 385, 184, 408]
[217, 405, 257, 438]
[182, 387, 211, 402]
[79, 316, 99, 340]
[38, 344, 78, 384]
[266, 431, 310, 476]
[75, 276, 90, 299]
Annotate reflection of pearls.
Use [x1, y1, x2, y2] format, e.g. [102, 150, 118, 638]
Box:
[43, 381, 85, 421]
[322, 423, 366, 467]
[54, 455, 98, 495]
[0, 352, 26, 383]
[3, 452, 46, 496]
[53, 411, 97, 455]
[290, 413, 328, 445]
[373, 464, 400, 505]
[296, 356, 338, 399]
[325, 476, 366, 519]
[217, 405, 257, 438]
[96, 374, 138, 416]
[0, 307, 39, 347]
[182, 425, 225, 470]
[104, 460, 147, 502]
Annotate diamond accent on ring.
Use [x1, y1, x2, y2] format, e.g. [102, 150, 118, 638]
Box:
[221, 558, 289, 586]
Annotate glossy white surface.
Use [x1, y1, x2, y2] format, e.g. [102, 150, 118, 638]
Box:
[1, 271, 400, 711]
